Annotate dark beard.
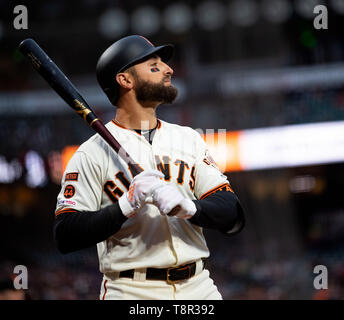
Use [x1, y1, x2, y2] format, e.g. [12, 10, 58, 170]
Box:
[134, 78, 178, 104]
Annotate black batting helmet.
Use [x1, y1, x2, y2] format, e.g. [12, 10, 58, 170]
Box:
[96, 35, 174, 105]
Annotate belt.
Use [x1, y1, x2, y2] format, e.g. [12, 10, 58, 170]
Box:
[119, 259, 206, 284]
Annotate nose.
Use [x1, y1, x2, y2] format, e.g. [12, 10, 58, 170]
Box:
[163, 62, 173, 76]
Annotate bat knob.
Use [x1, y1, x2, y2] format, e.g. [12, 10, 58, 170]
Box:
[167, 205, 181, 217]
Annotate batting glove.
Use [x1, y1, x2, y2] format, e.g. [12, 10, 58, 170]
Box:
[118, 169, 164, 218]
[152, 184, 197, 219]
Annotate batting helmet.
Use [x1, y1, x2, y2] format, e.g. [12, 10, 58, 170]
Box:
[96, 35, 174, 105]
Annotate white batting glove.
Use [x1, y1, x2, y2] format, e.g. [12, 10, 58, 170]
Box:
[118, 169, 164, 218]
[152, 184, 197, 219]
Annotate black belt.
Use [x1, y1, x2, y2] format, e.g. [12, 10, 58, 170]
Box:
[119, 259, 206, 284]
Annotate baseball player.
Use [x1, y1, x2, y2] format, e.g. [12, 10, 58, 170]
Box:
[53, 35, 245, 300]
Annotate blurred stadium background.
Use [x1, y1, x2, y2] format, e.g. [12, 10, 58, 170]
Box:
[1, 0, 344, 300]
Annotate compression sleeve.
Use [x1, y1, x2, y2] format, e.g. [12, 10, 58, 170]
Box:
[53, 203, 127, 254]
[189, 190, 245, 235]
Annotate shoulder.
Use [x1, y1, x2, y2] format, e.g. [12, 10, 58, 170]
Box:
[72, 122, 116, 164]
[160, 120, 206, 149]
[159, 120, 202, 139]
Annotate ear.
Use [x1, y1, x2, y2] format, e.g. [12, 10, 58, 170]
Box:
[116, 72, 134, 89]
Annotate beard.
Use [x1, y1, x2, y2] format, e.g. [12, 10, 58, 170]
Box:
[133, 76, 178, 104]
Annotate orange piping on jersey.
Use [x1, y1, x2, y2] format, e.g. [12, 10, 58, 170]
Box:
[111, 119, 142, 137]
[55, 208, 78, 217]
[111, 119, 128, 130]
[112, 119, 162, 134]
[199, 183, 234, 200]
[102, 280, 108, 300]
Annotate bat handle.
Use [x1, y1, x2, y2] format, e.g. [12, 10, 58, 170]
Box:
[90, 119, 143, 176]
[167, 206, 181, 216]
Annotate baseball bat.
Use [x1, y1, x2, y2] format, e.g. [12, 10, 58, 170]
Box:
[18, 38, 142, 177]
[19, 38, 180, 215]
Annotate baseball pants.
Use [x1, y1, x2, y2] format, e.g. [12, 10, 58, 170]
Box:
[99, 268, 222, 300]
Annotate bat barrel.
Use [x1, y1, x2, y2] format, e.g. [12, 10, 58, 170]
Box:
[19, 38, 97, 126]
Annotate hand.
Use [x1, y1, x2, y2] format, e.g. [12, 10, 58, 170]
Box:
[118, 169, 164, 218]
[152, 184, 197, 219]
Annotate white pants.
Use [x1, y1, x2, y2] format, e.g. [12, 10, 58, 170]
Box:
[99, 269, 222, 300]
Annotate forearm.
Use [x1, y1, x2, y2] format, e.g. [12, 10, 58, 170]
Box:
[53, 203, 127, 254]
[190, 190, 245, 235]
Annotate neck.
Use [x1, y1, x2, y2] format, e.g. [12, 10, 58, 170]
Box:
[115, 98, 160, 130]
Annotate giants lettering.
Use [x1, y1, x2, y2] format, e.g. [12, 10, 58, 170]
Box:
[104, 171, 130, 203]
[155, 155, 171, 181]
[155, 155, 193, 190]
[104, 157, 196, 202]
[174, 159, 189, 185]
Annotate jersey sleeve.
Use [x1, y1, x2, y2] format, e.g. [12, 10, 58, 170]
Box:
[55, 150, 103, 216]
[193, 132, 234, 200]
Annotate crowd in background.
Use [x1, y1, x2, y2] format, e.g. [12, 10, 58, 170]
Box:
[1, 0, 344, 300]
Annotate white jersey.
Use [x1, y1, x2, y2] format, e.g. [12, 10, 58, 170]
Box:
[55, 119, 231, 274]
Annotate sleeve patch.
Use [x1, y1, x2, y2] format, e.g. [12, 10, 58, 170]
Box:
[63, 184, 75, 198]
[58, 199, 77, 207]
[65, 172, 79, 181]
[203, 149, 219, 169]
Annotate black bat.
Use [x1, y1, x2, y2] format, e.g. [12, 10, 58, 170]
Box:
[19, 38, 142, 177]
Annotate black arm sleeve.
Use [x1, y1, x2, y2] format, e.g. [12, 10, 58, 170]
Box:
[189, 190, 245, 235]
[53, 203, 127, 254]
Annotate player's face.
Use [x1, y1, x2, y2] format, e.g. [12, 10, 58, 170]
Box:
[131, 55, 178, 104]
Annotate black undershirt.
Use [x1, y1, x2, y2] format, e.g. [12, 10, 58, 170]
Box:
[53, 190, 245, 254]
[114, 119, 157, 144]
[134, 127, 157, 144]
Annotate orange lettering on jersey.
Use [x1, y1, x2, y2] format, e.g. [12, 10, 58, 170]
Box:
[155, 155, 171, 181]
[63, 184, 75, 198]
[189, 165, 196, 192]
[174, 159, 189, 185]
[104, 171, 132, 203]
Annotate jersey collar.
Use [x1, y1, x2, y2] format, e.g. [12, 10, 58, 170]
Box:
[111, 119, 162, 133]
